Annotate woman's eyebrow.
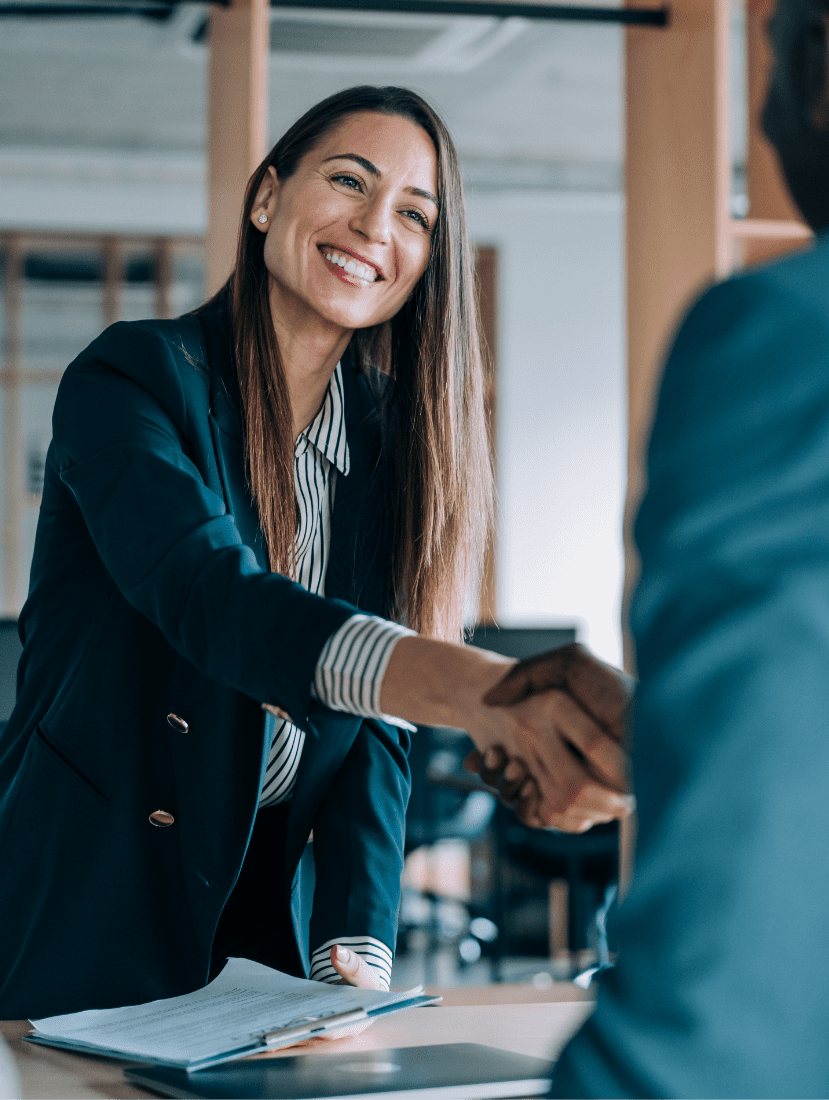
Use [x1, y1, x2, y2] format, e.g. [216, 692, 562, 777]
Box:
[323, 152, 380, 177]
[407, 185, 439, 208]
[322, 153, 439, 208]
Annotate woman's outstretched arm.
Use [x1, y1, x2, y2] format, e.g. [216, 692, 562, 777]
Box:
[378, 634, 632, 831]
[297, 617, 632, 832]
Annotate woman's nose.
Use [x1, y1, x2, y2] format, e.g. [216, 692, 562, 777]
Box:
[350, 198, 392, 243]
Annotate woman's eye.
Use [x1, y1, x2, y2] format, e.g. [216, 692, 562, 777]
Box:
[403, 209, 431, 231]
[331, 173, 362, 191]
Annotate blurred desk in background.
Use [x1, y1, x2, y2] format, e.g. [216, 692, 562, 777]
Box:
[429, 981, 593, 1006]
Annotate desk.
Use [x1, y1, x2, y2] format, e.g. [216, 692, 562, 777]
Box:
[1, 985, 594, 1099]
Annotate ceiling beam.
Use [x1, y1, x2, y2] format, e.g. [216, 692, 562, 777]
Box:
[270, 0, 668, 23]
[0, 3, 179, 14]
[0, 0, 669, 23]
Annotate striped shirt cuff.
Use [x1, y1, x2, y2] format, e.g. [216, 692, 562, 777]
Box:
[313, 615, 416, 730]
[309, 936, 393, 991]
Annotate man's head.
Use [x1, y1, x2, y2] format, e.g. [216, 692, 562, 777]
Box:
[763, 0, 829, 231]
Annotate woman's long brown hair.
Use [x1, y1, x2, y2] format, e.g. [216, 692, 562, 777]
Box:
[204, 86, 493, 642]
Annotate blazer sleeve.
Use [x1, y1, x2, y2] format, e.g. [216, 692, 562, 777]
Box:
[51, 320, 357, 727]
[550, 267, 829, 1098]
[308, 716, 411, 960]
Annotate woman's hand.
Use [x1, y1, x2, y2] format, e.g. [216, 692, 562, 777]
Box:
[289, 946, 381, 1047]
[379, 635, 633, 830]
[328, 944, 387, 990]
[464, 746, 629, 831]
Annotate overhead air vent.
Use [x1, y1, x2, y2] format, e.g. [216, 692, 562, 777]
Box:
[191, 9, 526, 73]
[269, 18, 440, 58]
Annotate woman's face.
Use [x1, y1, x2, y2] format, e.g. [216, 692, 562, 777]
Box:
[253, 111, 439, 336]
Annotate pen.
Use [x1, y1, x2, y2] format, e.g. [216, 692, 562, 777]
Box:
[260, 1008, 369, 1048]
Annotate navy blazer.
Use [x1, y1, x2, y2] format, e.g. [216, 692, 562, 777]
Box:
[550, 236, 829, 1097]
[0, 299, 411, 1019]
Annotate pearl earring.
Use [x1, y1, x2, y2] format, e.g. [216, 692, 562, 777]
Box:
[257, 214, 268, 224]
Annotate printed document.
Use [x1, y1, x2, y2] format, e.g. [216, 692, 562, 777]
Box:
[25, 957, 434, 1071]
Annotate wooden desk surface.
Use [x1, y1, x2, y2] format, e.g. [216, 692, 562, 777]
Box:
[1, 985, 594, 1099]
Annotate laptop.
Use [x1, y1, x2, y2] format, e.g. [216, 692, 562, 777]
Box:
[125, 1041, 553, 1099]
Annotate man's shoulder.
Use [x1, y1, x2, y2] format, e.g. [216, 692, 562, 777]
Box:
[665, 239, 829, 389]
[750, 229, 829, 288]
[644, 236, 829, 510]
[694, 234, 829, 325]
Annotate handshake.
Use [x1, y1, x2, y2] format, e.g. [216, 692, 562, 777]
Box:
[380, 636, 635, 834]
[463, 643, 635, 832]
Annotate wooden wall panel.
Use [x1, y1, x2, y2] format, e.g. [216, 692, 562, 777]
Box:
[207, 0, 269, 297]
[624, 0, 732, 670]
[622, 0, 732, 895]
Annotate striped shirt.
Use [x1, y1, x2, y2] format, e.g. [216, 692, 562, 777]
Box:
[258, 362, 414, 989]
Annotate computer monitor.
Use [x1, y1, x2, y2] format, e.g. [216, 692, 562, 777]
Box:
[467, 624, 577, 662]
[0, 619, 23, 723]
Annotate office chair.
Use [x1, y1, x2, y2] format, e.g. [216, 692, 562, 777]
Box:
[402, 625, 592, 979]
[400, 717, 497, 978]
[465, 625, 618, 976]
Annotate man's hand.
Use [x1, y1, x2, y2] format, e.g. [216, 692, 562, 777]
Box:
[465, 746, 548, 827]
[466, 645, 636, 831]
[466, 679, 632, 828]
[483, 642, 635, 740]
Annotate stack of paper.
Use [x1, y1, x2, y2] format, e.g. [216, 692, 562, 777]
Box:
[25, 958, 437, 1072]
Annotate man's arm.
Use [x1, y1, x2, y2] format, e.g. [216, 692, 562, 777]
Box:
[552, 260, 829, 1098]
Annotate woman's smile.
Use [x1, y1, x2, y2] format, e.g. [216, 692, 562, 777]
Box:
[318, 245, 384, 286]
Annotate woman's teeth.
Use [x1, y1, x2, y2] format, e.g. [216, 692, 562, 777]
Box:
[323, 250, 377, 284]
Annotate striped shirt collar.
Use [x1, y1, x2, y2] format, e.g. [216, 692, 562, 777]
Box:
[299, 361, 350, 476]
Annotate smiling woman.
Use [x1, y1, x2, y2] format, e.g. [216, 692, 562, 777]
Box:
[0, 85, 491, 1018]
[0, 85, 630, 1022]
[223, 88, 489, 640]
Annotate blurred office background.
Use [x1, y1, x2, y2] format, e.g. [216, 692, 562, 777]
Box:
[1, 0, 775, 987]
[0, 2, 634, 662]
